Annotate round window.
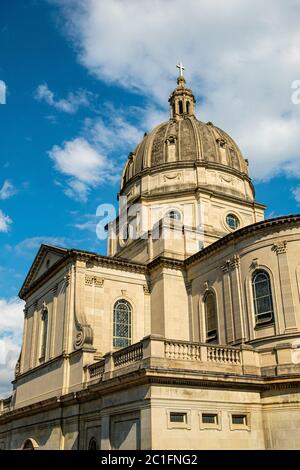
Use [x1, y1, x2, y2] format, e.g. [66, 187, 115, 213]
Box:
[226, 213, 239, 231]
[166, 210, 181, 221]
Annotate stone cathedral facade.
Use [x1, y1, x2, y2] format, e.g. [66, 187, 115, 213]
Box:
[1, 70, 300, 450]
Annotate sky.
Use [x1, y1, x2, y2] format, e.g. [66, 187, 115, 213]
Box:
[1, 0, 300, 396]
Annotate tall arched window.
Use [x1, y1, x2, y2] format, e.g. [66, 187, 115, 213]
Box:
[178, 100, 183, 114]
[113, 300, 132, 348]
[252, 270, 274, 325]
[204, 291, 218, 343]
[88, 437, 98, 450]
[40, 303, 48, 359]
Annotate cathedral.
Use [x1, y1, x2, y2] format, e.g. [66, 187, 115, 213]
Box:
[1, 67, 300, 450]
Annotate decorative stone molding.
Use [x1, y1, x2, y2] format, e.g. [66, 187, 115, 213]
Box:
[251, 258, 259, 269]
[202, 281, 209, 294]
[221, 255, 240, 273]
[163, 172, 182, 182]
[85, 275, 104, 287]
[74, 326, 93, 349]
[185, 281, 192, 295]
[52, 284, 58, 295]
[121, 289, 127, 296]
[216, 137, 227, 148]
[143, 283, 151, 295]
[64, 272, 71, 287]
[74, 267, 93, 350]
[272, 240, 287, 255]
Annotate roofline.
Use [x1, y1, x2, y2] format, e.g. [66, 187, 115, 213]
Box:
[185, 214, 300, 266]
[19, 214, 300, 299]
[19, 247, 147, 299]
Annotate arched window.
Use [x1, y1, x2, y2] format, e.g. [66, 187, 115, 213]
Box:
[204, 291, 218, 343]
[252, 271, 274, 325]
[113, 300, 132, 348]
[40, 304, 48, 359]
[178, 100, 183, 114]
[88, 437, 98, 450]
[22, 439, 38, 450]
[186, 101, 190, 114]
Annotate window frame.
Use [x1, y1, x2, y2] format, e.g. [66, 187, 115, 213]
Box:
[229, 412, 250, 431]
[199, 411, 222, 431]
[113, 299, 132, 349]
[167, 409, 191, 430]
[226, 213, 240, 231]
[203, 290, 218, 343]
[252, 270, 274, 326]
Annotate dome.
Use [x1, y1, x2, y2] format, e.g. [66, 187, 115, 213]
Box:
[120, 67, 252, 200]
[121, 116, 249, 191]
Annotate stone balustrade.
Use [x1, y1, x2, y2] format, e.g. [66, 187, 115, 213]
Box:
[88, 359, 105, 380]
[113, 342, 143, 368]
[207, 345, 241, 364]
[86, 336, 263, 383]
[164, 340, 201, 361]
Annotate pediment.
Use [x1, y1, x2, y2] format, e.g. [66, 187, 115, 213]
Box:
[19, 244, 67, 298]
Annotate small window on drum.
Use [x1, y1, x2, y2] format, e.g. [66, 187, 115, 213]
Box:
[226, 213, 239, 231]
[166, 210, 181, 221]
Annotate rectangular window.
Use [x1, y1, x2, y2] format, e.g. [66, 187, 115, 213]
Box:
[232, 414, 247, 426]
[202, 413, 218, 425]
[170, 412, 187, 424]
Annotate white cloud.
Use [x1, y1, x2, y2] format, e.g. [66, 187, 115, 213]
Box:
[53, 0, 300, 182]
[49, 137, 117, 201]
[15, 236, 67, 257]
[0, 210, 12, 233]
[0, 180, 17, 200]
[0, 298, 24, 398]
[0, 80, 6, 105]
[35, 83, 93, 114]
[292, 187, 300, 205]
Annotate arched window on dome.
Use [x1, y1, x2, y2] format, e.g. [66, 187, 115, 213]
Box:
[113, 300, 132, 348]
[204, 291, 218, 343]
[252, 270, 274, 325]
[186, 101, 190, 114]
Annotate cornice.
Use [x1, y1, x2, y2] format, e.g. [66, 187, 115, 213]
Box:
[2, 367, 300, 425]
[185, 214, 300, 267]
[120, 160, 253, 196]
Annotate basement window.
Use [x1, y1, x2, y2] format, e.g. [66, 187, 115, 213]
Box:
[200, 411, 221, 430]
[170, 412, 186, 424]
[202, 413, 218, 425]
[167, 410, 191, 429]
[230, 413, 250, 431]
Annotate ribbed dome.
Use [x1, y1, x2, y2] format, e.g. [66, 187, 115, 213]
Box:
[121, 115, 248, 191]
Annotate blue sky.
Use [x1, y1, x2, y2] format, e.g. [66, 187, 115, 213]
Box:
[1, 0, 300, 395]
